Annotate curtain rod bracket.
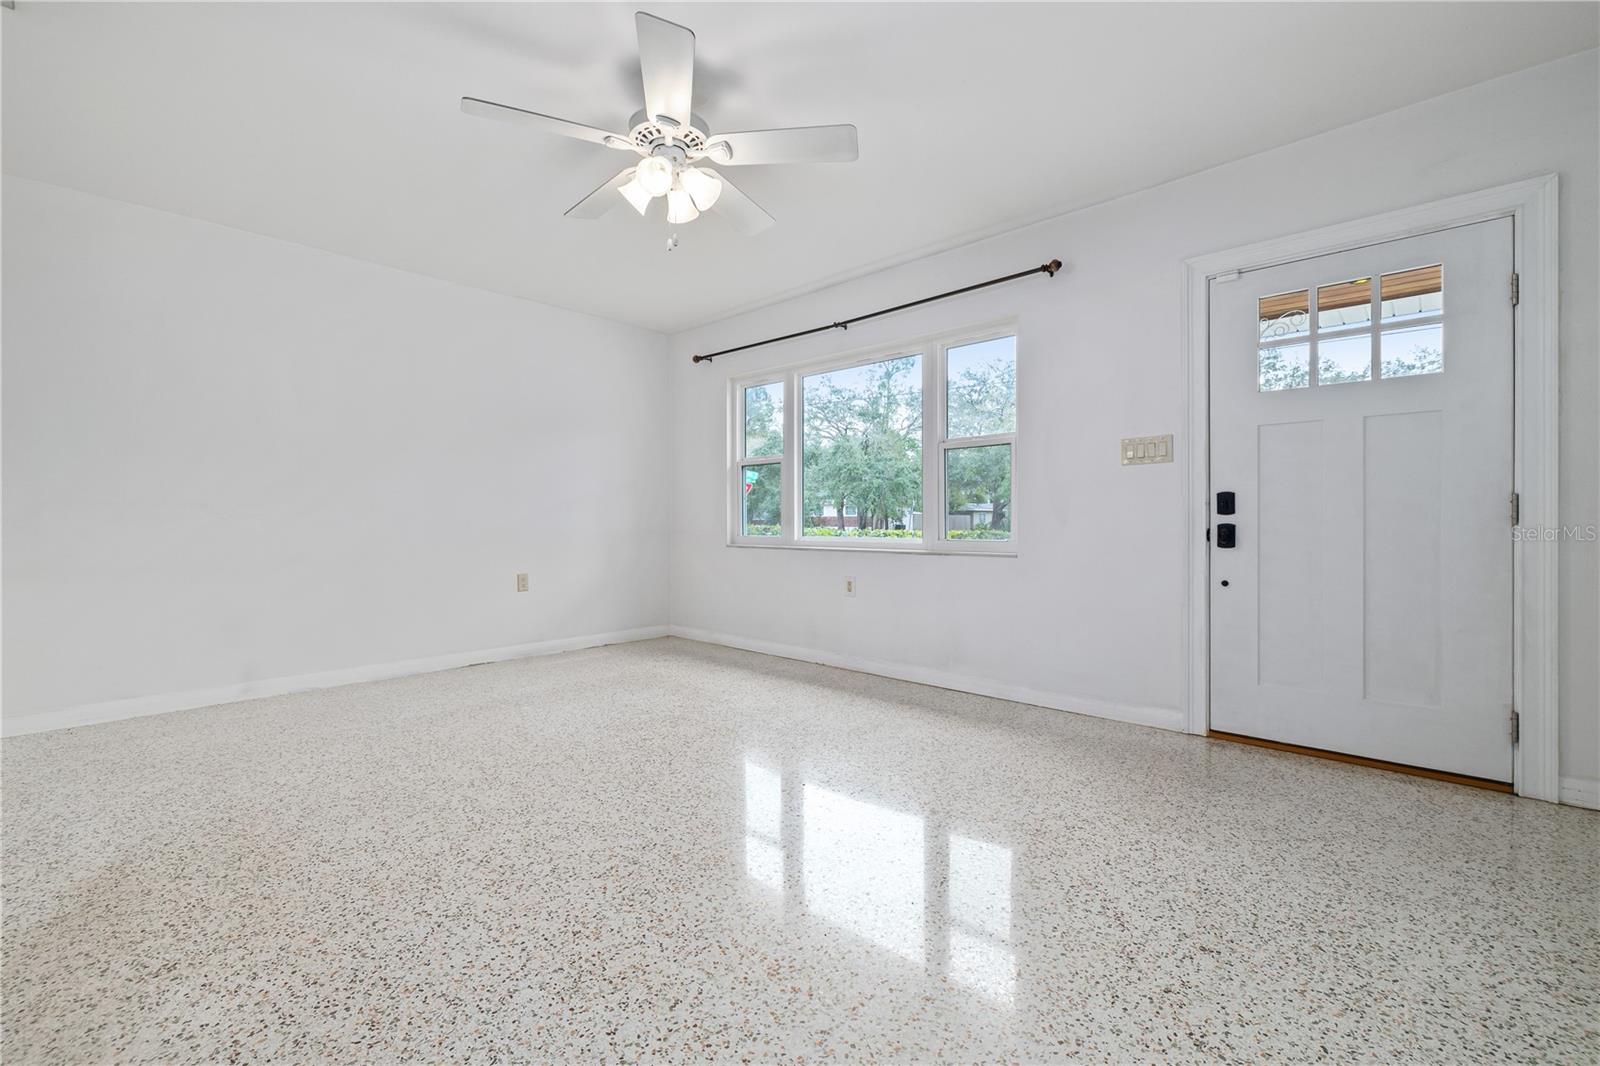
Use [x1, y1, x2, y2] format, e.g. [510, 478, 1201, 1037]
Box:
[691, 256, 1063, 365]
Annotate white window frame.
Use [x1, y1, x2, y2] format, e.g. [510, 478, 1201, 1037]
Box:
[731, 379, 787, 544]
[727, 320, 1018, 556]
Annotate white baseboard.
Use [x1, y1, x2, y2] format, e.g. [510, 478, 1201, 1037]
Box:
[1559, 776, 1600, 810]
[667, 625, 1184, 733]
[1, 626, 670, 738]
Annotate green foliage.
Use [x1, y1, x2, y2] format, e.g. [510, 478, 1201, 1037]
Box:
[741, 463, 781, 531]
[802, 526, 920, 539]
[1258, 345, 1310, 390]
[948, 528, 1011, 540]
[802, 357, 922, 530]
[945, 444, 1011, 533]
[1382, 345, 1443, 378]
[946, 351, 1016, 437]
[1260, 342, 1442, 391]
[743, 384, 783, 457]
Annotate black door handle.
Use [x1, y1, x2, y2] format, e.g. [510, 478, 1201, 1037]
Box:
[1216, 523, 1237, 548]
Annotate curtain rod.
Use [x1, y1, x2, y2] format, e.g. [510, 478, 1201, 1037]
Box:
[691, 258, 1062, 364]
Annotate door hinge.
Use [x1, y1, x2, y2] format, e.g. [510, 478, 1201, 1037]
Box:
[1509, 491, 1520, 527]
[1510, 708, 1520, 745]
[1510, 272, 1520, 306]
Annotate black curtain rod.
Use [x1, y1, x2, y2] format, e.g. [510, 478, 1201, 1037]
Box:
[691, 258, 1062, 364]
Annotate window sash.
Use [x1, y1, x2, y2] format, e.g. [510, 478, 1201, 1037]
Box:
[729, 323, 1018, 553]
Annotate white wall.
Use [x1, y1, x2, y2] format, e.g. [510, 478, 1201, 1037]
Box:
[668, 52, 1600, 784]
[3, 178, 670, 729]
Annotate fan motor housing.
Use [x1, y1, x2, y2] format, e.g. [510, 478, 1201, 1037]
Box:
[628, 109, 709, 158]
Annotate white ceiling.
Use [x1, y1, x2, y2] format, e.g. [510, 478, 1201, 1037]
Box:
[5, 3, 1596, 333]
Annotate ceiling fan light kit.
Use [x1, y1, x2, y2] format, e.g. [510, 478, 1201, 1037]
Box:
[461, 11, 858, 238]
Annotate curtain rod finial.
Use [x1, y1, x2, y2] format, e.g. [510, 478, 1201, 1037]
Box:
[1045, 259, 1062, 276]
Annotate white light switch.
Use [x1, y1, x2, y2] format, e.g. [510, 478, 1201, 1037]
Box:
[1121, 434, 1174, 465]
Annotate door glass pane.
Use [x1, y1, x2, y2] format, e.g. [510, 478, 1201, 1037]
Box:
[1317, 277, 1372, 331]
[945, 444, 1011, 540]
[1259, 290, 1309, 342]
[946, 336, 1016, 438]
[802, 355, 922, 538]
[741, 463, 780, 535]
[743, 382, 783, 458]
[1381, 323, 1444, 378]
[1317, 334, 1372, 384]
[1381, 265, 1443, 323]
[1259, 342, 1310, 391]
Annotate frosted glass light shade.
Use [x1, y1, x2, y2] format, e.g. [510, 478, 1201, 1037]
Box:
[679, 167, 723, 212]
[666, 182, 700, 224]
[618, 178, 651, 215]
[634, 156, 673, 198]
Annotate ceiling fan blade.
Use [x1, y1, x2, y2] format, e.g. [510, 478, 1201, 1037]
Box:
[707, 171, 775, 235]
[704, 125, 858, 166]
[461, 97, 630, 149]
[636, 12, 694, 132]
[565, 168, 639, 219]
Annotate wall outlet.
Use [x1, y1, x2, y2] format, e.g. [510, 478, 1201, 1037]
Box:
[843, 576, 856, 597]
[516, 572, 529, 593]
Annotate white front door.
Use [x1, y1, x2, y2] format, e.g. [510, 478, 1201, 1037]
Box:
[1209, 218, 1514, 781]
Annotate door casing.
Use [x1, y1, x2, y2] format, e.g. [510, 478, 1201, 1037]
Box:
[1180, 175, 1561, 801]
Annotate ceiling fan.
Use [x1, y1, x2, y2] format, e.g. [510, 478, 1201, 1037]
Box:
[461, 11, 858, 236]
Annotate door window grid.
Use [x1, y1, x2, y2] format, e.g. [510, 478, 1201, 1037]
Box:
[1257, 264, 1443, 392]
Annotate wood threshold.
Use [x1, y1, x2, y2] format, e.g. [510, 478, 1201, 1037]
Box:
[1208, 731, 1513, 793]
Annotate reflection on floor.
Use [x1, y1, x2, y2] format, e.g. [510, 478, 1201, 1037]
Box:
[745, 758, 1016, 1003]
[3, 637, 1597, 1063]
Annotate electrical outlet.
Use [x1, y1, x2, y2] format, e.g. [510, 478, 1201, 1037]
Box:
[516, 573, 529, 593]
[843, 576, 856, 597]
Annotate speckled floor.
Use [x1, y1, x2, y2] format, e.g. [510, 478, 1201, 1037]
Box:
[3, 637, 1596, 1064]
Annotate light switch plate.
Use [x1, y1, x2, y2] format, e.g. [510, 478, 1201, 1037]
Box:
[1121, 434, 1174, 465]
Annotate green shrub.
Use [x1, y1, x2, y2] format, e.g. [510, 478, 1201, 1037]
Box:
[802, 526, 920, 539]
[948, 528, 1011, 540]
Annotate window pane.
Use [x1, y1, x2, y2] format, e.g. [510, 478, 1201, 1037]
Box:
[1381, 322, 1444, 378]
[1317, 334, 1372, 384]
[945, 444, 1011, 540]
[1381, 265, 1442, 323]
[1317, 276, 1372, 331]
[1258, 342, 1310, 392]
[1259, 289, 1309, 342]
[802, 356, 923, 539]
[946, 336, 1016, 438]
[743, 382, 784, 458]
[741, 463, 780, 536]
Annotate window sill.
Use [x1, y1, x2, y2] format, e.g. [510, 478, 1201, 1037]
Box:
[727, 540, 1016, 558]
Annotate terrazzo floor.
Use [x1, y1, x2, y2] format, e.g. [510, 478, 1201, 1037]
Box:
[3, 637, 1597, 1064]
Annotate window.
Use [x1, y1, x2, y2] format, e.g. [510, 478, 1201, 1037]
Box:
[730, 326, 1018, 552]
[738, 382, 782, 536]
[1257, 264, 1443, 392]
[802, 354, 922, 540]
[1379, 265, 1444, 377]
[943, 336, 1014, 541]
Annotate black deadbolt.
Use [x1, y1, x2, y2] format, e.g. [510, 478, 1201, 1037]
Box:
[1216, 523, 1237, 549]
[1216, 491, 1236, 516]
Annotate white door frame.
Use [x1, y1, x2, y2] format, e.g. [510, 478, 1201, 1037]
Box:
[1181, 175, 1560, 801]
